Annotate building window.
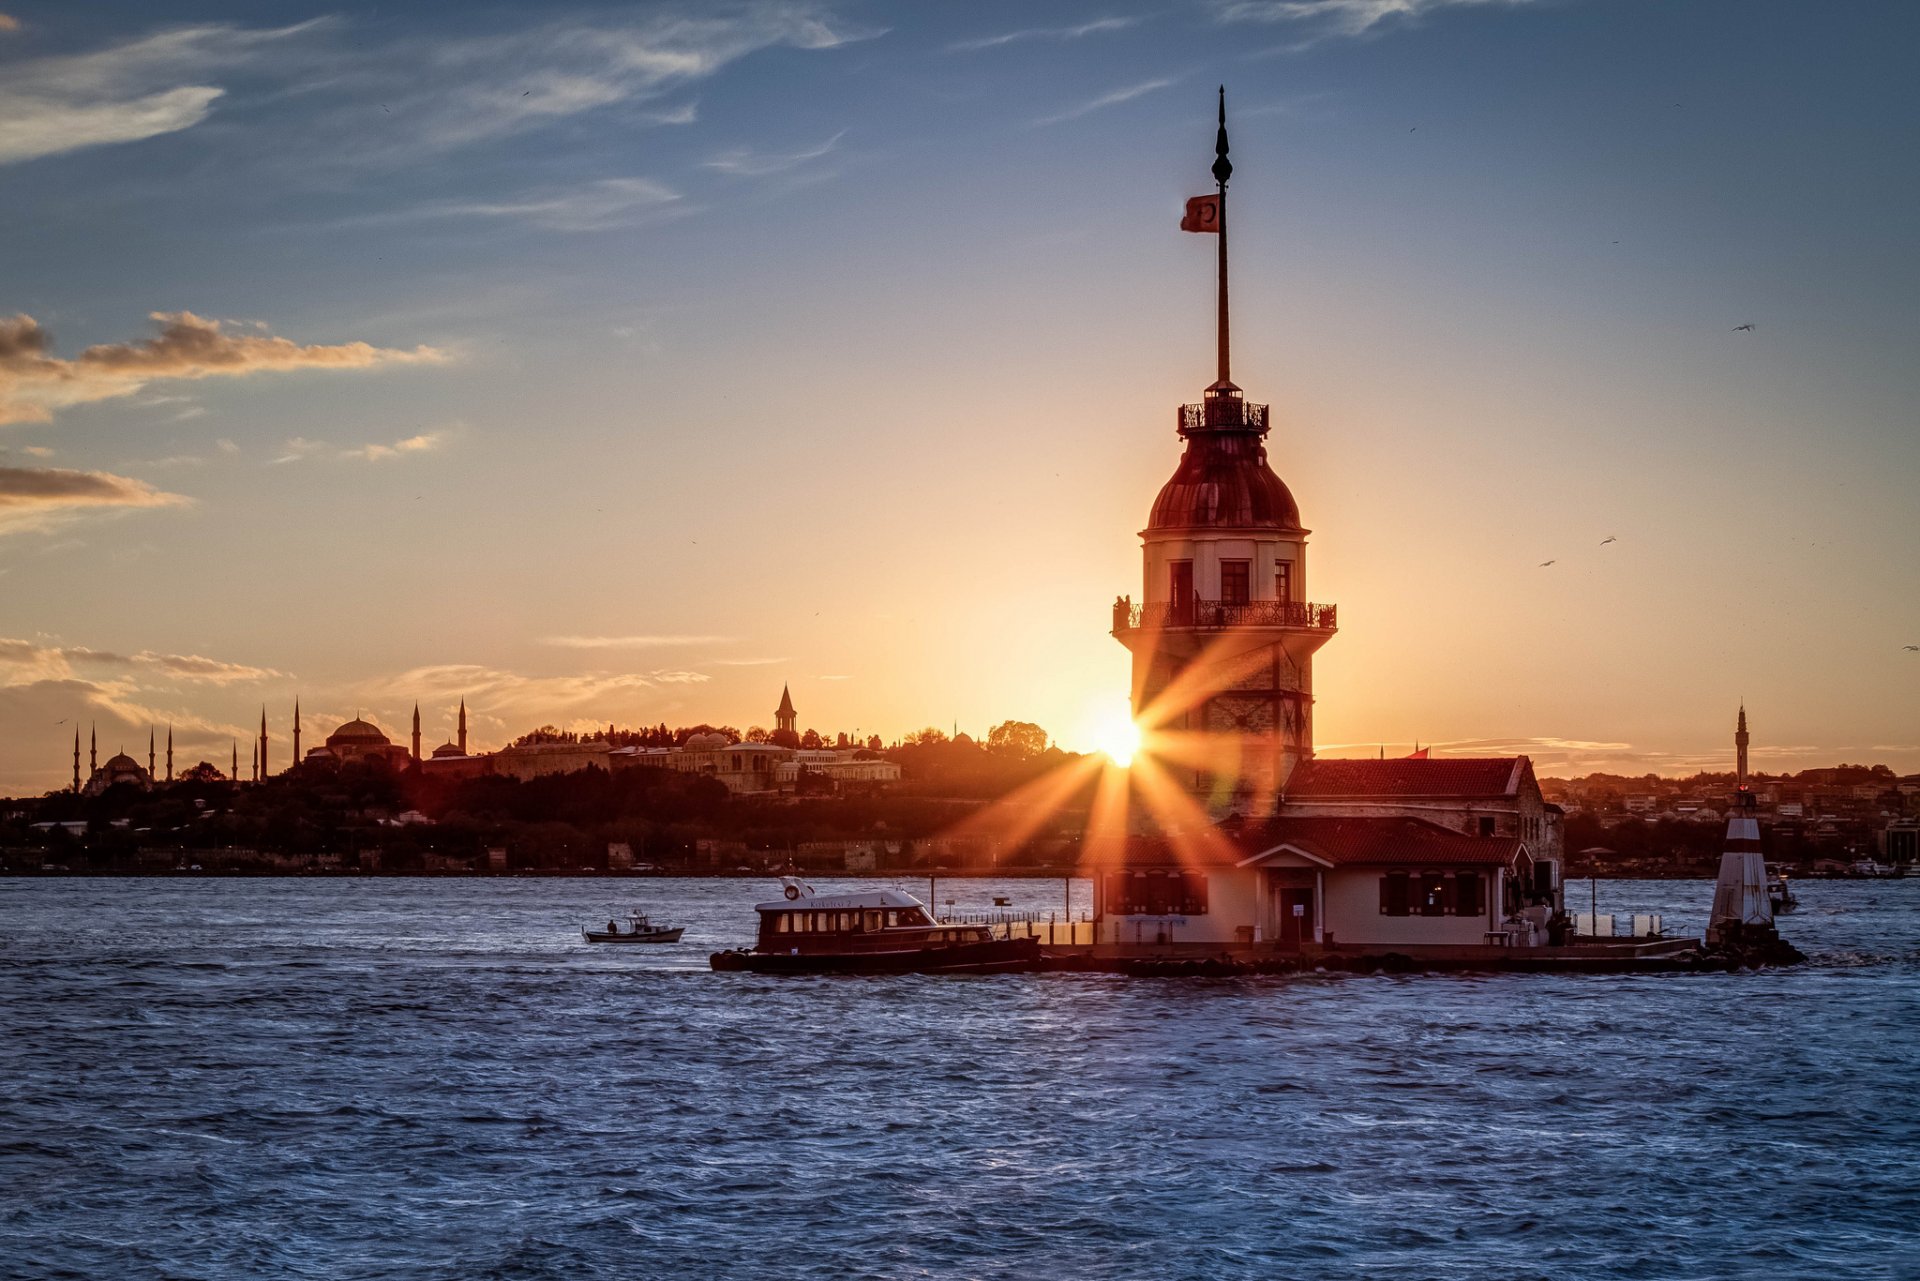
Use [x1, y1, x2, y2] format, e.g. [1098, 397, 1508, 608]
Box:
[1106, 870, 1208, 916]
[1380, 872, 1411, 916]
[1221, 560, 1251, 604]
[1275, 560, 1293, 604]
[1478, 816, 1496, 838]
[1419, 873, 1448, 916]
[1454, 872, 1483, 916]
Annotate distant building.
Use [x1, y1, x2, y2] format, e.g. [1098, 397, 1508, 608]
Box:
[304, 717, 414, 770]
[493, 740, 613, 781]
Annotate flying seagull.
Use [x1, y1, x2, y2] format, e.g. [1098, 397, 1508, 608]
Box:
[1733, 323, 1755, 332]
[1539, 560, 1556, 567]
[1600, 536, 1617, 545]
[1905, 645, 1919, 651]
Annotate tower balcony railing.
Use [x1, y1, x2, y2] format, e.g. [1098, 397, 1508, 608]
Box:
[1112, 597, 1337, 634]
[1180, 399, 1268, 431]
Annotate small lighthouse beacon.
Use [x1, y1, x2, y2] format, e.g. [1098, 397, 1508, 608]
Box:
[1111, 89, 1337, 815]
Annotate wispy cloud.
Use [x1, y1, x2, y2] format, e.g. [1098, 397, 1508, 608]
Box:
[1211, 0, 1539, 46]
[0, 637, 279, 684]
[1033, 78, 1174, 127]
[712, 656, 790, 667]
[0, 466, 189, 535]
[542, 634, 736, 650]
[950, 16, 1139, 53]
[0, 311, 445, 427]
[339, 427, 455, 462]
[370, 177, 684, 233]
[268, 435, 329, 465]
[704, 130, 846, 177]
[0, 21, 318, 165]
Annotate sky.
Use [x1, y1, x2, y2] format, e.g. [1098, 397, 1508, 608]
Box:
[1, 0, 1917, 794]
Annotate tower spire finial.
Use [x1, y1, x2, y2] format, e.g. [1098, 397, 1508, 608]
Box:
[1212, 86, 1232, 392]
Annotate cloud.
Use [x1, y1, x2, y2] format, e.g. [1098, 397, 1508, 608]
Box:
[358, 662, 718, 750]
[339, 428, 453, 462]
[1211, 0, 1538, 44]
[704, 131, 845, 177]
[0, 311, 446, 427]
[949, 16, 1139, 52]
[0, 466, 189, 534]
[713, 656, 790, 667]
[542, 634, 736, 649]
[377, 177, 683, 232]
[268, 435, 329, 465]
[0, 21, 317, 165]
[0, 16, 19, 34]
[1033, 78, 1174, 127]
[0, 637, 280, 685]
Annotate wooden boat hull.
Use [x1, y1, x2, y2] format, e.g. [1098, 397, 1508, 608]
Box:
[583, 928, 685, 944]
[710, 936, 1040, 975]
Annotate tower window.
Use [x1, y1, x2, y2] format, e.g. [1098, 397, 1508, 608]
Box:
[1221, 560, 1250, 604]
[1170, 560, 1194, 621]
[1275, 560, 1293, 604]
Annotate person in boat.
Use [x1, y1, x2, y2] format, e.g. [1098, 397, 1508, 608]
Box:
[607, 918, 618, 935]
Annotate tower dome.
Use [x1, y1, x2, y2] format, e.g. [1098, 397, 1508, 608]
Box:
[1147, 398, 1301, 532]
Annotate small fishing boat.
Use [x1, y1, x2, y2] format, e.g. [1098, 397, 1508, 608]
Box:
[710, 878, 1040, 975]
[1768, 873, 1798, 915]
[583, 911, 684, 944]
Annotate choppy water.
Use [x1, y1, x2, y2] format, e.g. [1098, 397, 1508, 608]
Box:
[3, 875, 1918, 1280]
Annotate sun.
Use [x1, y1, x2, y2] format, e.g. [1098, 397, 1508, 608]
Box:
[1087, 699, 1143, 768]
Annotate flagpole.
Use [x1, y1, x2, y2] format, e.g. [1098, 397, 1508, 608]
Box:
[1212, 86, 1233, 391]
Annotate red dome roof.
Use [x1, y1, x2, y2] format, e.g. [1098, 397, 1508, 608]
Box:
[1148, 404, 1301, 532]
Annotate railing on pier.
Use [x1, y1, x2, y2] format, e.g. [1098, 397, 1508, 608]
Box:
[1111, 598, 1338, 634]
[940, 909, 1096, 948]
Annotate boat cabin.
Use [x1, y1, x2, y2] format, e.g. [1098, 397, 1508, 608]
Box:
[752, 885, 992, 955]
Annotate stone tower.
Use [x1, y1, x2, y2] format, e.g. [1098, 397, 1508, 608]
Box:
[1735, 704, 1749, 785]
[776, 685, 797, 737]
[1111, 90, 1336, 816]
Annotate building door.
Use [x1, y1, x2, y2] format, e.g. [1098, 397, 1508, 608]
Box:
[1278, 888, 1314, 947]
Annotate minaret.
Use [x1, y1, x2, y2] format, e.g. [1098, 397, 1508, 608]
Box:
[258, 706, 269, 779]
[412, 702, 422, 762]
[166, 725, 174, 782]
[1113, 88, 1336, 815]
[148, 727, 155, 779]
[72, 727, 81, 792]
[251, 740, 258, 783]
[458, 699, 467, 755]
[90, 724, 97, 775]
[776, 685, 797, 737]
[231, 740, 239, 782]
[293, 699, 301, 766]
[1735, 704, 1749, 786]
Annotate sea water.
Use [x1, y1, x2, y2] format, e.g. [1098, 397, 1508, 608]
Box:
[2, 876, 1917, 1280]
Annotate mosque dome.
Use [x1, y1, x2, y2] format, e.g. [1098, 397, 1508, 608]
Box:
[683, 732, 731, 750]
[102, 752, 141, 771]
[431, 741, 464, 759]
[328, 718, 391, 745]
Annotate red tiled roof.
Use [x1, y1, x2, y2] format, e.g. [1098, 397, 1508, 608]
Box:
[1099, 816, 1523, 869]
[1239, 816, 1523, 867]
[1283, 757, 1524, 799]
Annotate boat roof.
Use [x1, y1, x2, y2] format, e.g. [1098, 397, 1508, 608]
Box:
[753, 888, 925, 913]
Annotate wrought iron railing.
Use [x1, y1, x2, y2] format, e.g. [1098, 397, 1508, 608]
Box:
[1180, 399, 1268, 431]
[1112, 598, 1337, 633]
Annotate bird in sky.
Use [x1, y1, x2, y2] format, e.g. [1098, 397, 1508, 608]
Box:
[1539, 560, 1556, 567]
[1905, 644, 1919, 651]
[1733, 323, 1755, 332]
[1600, 536, 1617, 545]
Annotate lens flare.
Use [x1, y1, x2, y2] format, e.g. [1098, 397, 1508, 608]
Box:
[1091, 702, 1143, 768]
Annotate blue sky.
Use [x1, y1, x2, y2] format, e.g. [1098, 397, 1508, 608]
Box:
[1, 0, 1917, 792]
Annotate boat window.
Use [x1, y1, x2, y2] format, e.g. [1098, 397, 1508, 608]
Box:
[863, 911, 882, 932]
[776, 913, 791, 933]
[885, 911, 900, 928]
[899, 907, 931, 927]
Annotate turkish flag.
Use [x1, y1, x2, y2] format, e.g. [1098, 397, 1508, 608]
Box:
[1180, 194, 1221, 233]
